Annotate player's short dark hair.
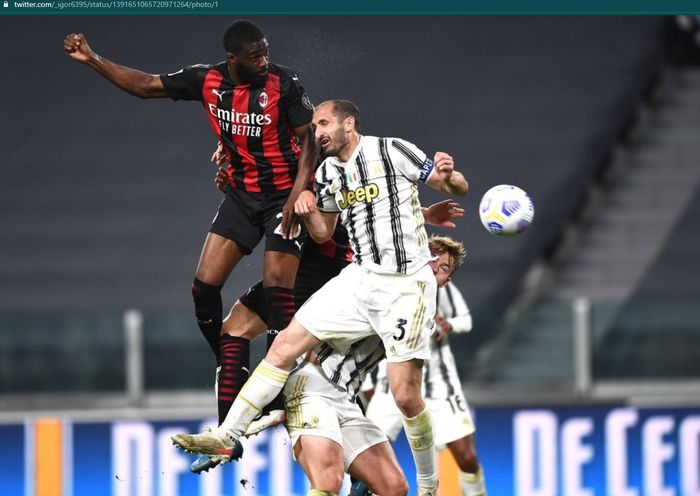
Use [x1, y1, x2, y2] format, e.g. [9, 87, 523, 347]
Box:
[223, 20, 265, 54]
[322, 99, 361, 132]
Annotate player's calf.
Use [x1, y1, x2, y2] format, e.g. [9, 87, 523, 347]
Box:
[192, 277, 224, 359]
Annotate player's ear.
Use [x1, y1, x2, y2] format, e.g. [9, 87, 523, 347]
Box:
[226, 52, 237, 64]
[344, 115, 355, 132]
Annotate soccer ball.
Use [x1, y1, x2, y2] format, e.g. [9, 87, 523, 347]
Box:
[479, 184, 534, 236]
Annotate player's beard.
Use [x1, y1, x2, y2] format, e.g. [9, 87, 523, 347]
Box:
[236, 62, 267, 87]
[324, 129, 349, 158]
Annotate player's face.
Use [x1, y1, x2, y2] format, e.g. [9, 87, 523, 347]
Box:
[312, 105, 349, 157]
[230, 39, 270, 86]
[429, 251, 455, 287]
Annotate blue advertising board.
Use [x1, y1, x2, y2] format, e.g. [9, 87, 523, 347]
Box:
[2, 405, 699, 496]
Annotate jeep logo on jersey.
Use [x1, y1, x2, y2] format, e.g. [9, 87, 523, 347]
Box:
[338, 183, 380, 209]
[258, 91, 269, 108]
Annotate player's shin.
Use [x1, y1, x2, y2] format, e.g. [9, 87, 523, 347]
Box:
[219, 359, 290, 438]
[403, 407, 437, 490]
[264, 285, 295, 411]
[192, 278, 224, 362]
[218, 335, 250, 425]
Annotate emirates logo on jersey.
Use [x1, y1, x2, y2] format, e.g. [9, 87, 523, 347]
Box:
[258, 91, 269, 108]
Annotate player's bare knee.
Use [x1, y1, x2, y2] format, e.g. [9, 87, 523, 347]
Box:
[452, 436, 480, 473]
[456, 451, 480, 474]
[263, 273, 295, 288]
[391, 387, 424, 417]
[313, 468, 343, 494]
[372, 471, 408, 496]
[265, 332, 299, 369]
[262, 255, 298, 287]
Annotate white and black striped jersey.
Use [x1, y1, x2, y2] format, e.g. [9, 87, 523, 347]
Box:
[314, 135, 436, 275]
[314, 335, 385, 401]
[366, 282, 472, 400]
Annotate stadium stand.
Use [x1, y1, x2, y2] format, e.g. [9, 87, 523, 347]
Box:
[480, 66, 700, 383]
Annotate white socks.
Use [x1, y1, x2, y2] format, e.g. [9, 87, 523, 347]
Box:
[460, 466, 486, 496]
[219, 359, 289, 438]
[403, 407, 437, 488]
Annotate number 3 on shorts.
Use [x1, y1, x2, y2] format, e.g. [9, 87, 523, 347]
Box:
[393, 318, 408, 341]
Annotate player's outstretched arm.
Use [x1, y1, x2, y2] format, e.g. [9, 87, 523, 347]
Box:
[426, 152, 468, 196]
[64, 33, 168, 99]
[280, 124, 320, 239]
[294, 190, 338, 243]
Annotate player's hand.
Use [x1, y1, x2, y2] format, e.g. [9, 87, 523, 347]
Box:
[281, 193, 303, 239]
[423, 199, 464, 228]
[435, 314, 453, 342]
[64, 33, 94, 64]
[214, 167, 229, 192]
[433, 151, 454, 180]
[210, 141, 227, 166]
[294, 190, 317, 217]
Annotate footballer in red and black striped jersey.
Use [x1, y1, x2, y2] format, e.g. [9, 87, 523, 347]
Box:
[160, 61, 313, 194]
[64, 21, 319, 428]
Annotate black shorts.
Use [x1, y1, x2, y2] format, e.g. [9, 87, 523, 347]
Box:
[239, 255, 350, 325]
[210, 186, 306, 257]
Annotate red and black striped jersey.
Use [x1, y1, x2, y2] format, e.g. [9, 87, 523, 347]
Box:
[303, 223, 354, 264]
[160, 61, 313, 193]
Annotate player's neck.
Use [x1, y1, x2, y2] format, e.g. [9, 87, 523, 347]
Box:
[337, 134, 361, 163]
[227, 62, 247, 86]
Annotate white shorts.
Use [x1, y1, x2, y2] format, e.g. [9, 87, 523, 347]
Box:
[295, 263, 437, 362]
[284, 363, 388, 470]
[366, 389, 475, 450]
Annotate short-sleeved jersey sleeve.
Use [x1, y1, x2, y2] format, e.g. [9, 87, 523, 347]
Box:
[159, 64, 210, 101]
[279, 69, 314, 129]
[387, 138, 435, 183]
[314, 161, 341, 213]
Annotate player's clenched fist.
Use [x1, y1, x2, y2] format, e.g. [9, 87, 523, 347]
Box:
[64, 33, 93, 63]
[433, 151, 454, 173]
[294, 190, 317, 216]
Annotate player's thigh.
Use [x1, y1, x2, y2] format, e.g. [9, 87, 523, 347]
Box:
[195, 232, 246, 285]
[262, 250, 300, 287]
[294, 435, 345, 493]
[347, 441, 408, 496]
